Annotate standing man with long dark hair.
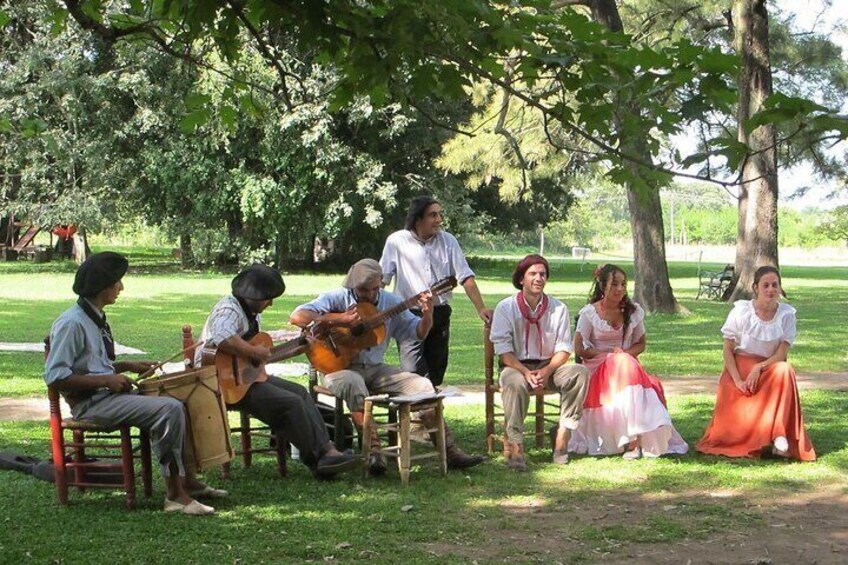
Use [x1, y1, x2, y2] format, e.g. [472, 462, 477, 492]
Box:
[379, 196, 492, 387]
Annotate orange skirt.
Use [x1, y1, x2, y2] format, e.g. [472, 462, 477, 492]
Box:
[696, 354, 816, 461]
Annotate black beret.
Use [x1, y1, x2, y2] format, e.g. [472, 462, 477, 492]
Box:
[73, 252, 129, 297]
[231, 264, 285, 300]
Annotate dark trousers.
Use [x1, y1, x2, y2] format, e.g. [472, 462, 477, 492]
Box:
[230, 377, 330, 468]
[400, 304, 452, 387]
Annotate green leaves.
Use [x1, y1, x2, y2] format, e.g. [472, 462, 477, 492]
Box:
[745, 92, 831, 133]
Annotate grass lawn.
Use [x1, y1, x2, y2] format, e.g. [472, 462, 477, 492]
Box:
[1, 250, 845, 397]
[0, 249, 846, 563]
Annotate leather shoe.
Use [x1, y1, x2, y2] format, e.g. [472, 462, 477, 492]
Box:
[315, 450, 361, 477]
[367, 452, 387, 476]
[163, 498, 215, 515]
[446, 446, 485, 470]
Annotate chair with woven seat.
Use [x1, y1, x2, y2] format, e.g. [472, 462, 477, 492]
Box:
[182, 325, 287, 478]
[483, 324, 562, 454]
[44, 338, 153, 509]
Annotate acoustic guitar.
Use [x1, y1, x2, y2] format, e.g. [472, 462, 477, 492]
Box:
[202, 332, 307, 405]
[305, 276, 457, 374]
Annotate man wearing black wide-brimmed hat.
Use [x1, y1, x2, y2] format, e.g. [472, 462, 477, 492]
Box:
[45, 251, 223, 515]
[195, 263, 359, 479]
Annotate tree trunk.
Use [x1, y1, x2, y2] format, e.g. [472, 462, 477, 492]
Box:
[588, 0, 679, 313]
[626, 182, 677, 311]
[726, 0, 780, 300]
[179, 234, 193, 269]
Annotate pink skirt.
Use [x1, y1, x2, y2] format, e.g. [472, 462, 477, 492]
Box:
[569, 352, 688, 457]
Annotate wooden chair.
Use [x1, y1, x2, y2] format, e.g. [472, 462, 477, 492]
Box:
[308, 365, 359, 450]
[483, 324, 562, 454]
[44, 338, 153, 509]
[181, 325, 287, 478]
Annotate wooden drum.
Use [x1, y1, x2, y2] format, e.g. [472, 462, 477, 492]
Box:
[139, 366, 234, 471]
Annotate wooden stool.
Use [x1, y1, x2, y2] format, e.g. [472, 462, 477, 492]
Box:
[361, 395, 447, 486]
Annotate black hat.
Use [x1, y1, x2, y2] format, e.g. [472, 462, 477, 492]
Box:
[73, 252, 129, 297]
[231, 264, 285, 300]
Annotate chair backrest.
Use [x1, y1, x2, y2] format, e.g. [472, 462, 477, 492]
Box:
[43, 335, 63, 414]
[182, 325, 196, 368]
[573, 314, 582, 364]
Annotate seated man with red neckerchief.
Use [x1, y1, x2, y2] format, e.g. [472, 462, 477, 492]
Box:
[489, 254, 590, 471]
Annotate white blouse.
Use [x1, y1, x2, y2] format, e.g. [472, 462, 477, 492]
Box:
[721, 300, 796, 358]
[576, 302, 646, 374]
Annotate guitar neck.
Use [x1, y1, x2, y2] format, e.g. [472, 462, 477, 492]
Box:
[355, 278, 456, 332]
[267, 336, 306, 364]
[364, 294, 420, 329]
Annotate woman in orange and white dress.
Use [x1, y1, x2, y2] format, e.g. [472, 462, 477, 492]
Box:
[569, 264, 688, 459]
[696, 266, 815, 461]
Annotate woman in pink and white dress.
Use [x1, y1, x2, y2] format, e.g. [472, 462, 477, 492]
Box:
[569, 264, 688, 459]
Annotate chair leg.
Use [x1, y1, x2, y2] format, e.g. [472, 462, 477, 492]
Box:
[485, 386, 495, 455]
[398, 405, 411, 486]
[274, 433, 288, 478]
[534, 395, 545, 449]
[140, 430, 153, 498]
[240, 411, 252, 468]
[73, 430, 86, 492]
[435, 400, 447, 477]
[51, 428, 69, 505]
[120, 427, 136, 510]
[333, 399, 344, 447]
[362, 401, 373, 478]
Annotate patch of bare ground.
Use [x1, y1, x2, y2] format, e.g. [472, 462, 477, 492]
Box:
[420, 485, 848, 564]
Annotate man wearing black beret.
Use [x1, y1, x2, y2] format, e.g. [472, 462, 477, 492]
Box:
[195, 264, 359, 479]
[45, 252, 224, 515]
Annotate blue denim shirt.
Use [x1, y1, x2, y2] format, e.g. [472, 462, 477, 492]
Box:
[294, 288, 420, 366]
[44, 303, 115, 385]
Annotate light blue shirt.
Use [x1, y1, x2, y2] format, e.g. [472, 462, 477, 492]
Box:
[294, 288, 421, 366]
[44, 303, 115, 385]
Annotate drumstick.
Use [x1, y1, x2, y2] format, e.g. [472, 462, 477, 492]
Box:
[135, 341, 205, 382]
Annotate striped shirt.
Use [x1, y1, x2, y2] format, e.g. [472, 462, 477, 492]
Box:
[194, 295, 259, 366]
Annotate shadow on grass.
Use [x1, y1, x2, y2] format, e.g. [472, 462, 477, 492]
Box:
[0, 391, 846, 563]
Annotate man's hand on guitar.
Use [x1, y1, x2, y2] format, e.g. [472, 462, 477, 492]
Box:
[315, 307, 362, 332]
[417, 290, 434, 315]
[250, 345, 272, 364]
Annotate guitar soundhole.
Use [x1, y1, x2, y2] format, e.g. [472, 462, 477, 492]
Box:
[351, 323, 366, 337]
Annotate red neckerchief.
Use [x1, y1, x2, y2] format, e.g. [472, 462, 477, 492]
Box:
[516, 292, 549, 359]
